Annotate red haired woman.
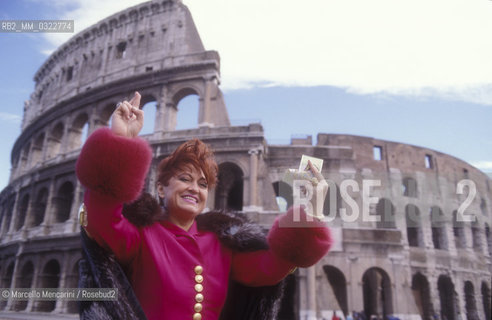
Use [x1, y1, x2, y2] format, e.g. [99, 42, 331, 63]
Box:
[76, 92, 332, 320]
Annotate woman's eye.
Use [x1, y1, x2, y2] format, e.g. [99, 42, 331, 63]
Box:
[199, 183, 208, 188]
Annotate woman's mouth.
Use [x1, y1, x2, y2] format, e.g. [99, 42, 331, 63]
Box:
[182, 195, 198, 204]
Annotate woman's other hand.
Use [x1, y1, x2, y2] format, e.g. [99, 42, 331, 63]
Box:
[111, 92, 144, 138]
[307, 160, 328, 219]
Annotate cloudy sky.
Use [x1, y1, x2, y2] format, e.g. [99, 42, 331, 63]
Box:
[0, 0, 491, 190]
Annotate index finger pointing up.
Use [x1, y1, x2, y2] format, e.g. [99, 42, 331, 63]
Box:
[129, 91, 141, 109]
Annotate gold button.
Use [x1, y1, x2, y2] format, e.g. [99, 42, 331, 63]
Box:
[195, 293, 204, 303]
[193, 313, 202, 320]
[194, 303, 203, 312]
[194, 265, 203, 275]
[194, 284, 203, 292]
[195, 275, 203, 283]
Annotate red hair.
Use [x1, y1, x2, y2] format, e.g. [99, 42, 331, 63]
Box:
[156, 139, 218, 188]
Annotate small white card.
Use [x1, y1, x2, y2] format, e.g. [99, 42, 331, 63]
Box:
[299, 155, 323, 173]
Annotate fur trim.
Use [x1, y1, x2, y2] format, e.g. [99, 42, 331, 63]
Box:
[79, 229, 147, 320]
[267, 207, 332, 268]
[76, 128, 152, 203]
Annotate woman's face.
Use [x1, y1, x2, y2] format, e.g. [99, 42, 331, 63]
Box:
[157, 165, 209, 220]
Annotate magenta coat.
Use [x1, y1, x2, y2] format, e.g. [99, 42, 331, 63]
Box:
[76, 128, 332, 320]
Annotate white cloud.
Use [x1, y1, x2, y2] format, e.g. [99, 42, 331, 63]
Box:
[471, 161, 492, 172]
[37, 0, 492, 104]
[0, 112, 22, 124]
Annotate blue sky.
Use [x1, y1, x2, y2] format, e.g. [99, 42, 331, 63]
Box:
[1, 0, 491, 191]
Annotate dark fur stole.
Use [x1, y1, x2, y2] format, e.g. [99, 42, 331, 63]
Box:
[79, 193, 285, 320]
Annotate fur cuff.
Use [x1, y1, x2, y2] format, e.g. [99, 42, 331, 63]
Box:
[267, 207, 332, 267]
[76, 128, 152, 203]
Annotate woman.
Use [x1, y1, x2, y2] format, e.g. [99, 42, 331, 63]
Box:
[76, 92, 332, 320]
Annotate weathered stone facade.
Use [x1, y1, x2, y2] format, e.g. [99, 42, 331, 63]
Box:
[0, 0, 491, 319]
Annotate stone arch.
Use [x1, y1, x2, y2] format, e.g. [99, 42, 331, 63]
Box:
[323, 265, 348, 316]
[402, 177, 418, 197]
[175, 93, 200, 130]
[214, 162, 244, 211]
[30, 132, 45, 166]
[437, 275, 457, 320]
[47, 122, 64, 158]
[33, 259, 61, 312]
[481, 281, 491, 320]
[323, 181, 342, 219]
[471, 221, 482, 252]
[1, 197, 15, 235]
[53, 181, 74, 223]
[464, 281, 479, 320]
[100, 102, 117, 126]
[276, 270, 299, 320]
[453, 210, 466, 249]
[411, 272, 434, 320]
[0, 262, 14, 310]
[406, 204, 423, 247]
[69, 112, 89, 150]
[20, 142, 31, 170]
[31, 187, 48, 227]
[140, 94, 158, 135]
[485, 223, 491, 256]
[15, 193, 29, 231]
[376, 198, 396, 229]
[273, 180, 293, 211]
[430, 206, 448, 250]
[14, 260, 35, 311]
[65, 259, 81, 313]
[362, 267, 393, 319]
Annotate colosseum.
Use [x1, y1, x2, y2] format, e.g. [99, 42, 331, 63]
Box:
[0, 0, 491, 319]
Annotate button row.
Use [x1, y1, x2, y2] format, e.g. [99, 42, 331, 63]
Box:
[193, 265, 204, 320]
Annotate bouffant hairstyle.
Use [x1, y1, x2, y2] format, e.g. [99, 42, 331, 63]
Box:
[156, 139, 218, 188]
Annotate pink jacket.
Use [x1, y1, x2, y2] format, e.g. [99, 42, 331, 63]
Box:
[76, 128, 332, 320]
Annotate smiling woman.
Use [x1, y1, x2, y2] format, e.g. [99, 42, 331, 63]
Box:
[75, 91, 332, 320]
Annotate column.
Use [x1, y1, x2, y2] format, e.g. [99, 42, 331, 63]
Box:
[6, 189, 21, 238]
[198, 78, 214, 127]
[306, 265, 317, 320]
[70, 181, 83, 232]
[42, 179, 56, 235]
[248, 148, 259, 209]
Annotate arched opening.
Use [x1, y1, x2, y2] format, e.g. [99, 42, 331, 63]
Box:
[273, 181, 293, 212]
[32, 188, 48, 227]
[30, 133, 45, 166]
[47, 122, 64, 158]
[464, 281, 479, 320]
[175, 94, 199, 130]
[406, 204, 423, 247]
[376, 198, 396, 229]
[33, 259, 60, 312]
[362, 267, 393, 319]
[53, 181, 74, 223]
[481, 281, 491, 320]
[140, 100, 157, 135]
[485, 223, 491, 256]
[15, 194, 29, 231]
[323, 265, 348, 316]
[14, 261, 34, 311]
[438, 275, 457, 320]
[431, 206, 448, 250]
[214, 162, 243, 211]
[402, 177, 418, 197]
[411, 272, 434, 320]
[101, 103, 116, 126]
[20, 143, 31, 170]
[70, 113, 89, 150]
[323, 181, 342, 219]
[276, 270, 299, 320]
[1, 198, 15, 235]
[471, 221, 482, 252]
[66, 261, 80, 314]
[0, 262, 14, 310]
[480, 198, 487, 216]
[453, 210, 466, 249]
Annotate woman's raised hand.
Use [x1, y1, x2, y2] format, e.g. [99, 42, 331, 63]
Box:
[111, 92, 144, 138]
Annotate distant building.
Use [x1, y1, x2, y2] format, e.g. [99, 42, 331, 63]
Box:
[1, 1, 491, 319]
